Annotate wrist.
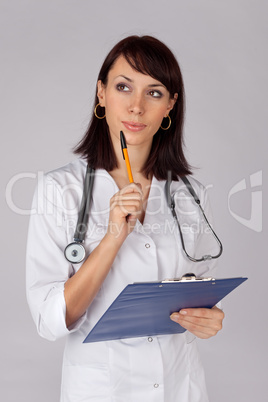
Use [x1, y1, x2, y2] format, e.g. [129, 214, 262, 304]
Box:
[106, 220, 129, 243]
[101, 232, 125, 254]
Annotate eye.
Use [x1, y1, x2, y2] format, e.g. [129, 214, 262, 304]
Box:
[116, 83, 130, 92]
[148, 90, 163, 98]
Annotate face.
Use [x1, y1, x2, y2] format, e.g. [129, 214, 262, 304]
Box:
[97, 56, 177, 150]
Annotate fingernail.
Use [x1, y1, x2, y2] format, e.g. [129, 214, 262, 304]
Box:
[170, 313, 180, 321]
[179, 310, 187, 315]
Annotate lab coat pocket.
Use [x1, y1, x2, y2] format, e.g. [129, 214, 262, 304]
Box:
[186, 341, 209, 401]
[185, 338, 203, 372]
[61, 364, 110, 401]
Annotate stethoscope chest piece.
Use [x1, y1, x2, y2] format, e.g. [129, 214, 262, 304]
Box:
[64, 242, 86, 264]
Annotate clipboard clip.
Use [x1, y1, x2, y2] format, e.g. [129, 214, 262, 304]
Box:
[161, 273, 215, 283]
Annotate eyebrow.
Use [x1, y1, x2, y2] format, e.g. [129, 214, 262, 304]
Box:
[115, 75, 165, 88]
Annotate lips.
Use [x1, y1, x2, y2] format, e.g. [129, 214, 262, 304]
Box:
[122, 121, 147, 132]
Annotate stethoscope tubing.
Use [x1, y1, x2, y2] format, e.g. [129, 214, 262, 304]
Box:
[165, 176, 223, 262]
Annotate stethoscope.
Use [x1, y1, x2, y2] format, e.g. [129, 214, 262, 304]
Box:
[164, 176, 223, 262]
[64, 166, 223, 264]
[64, 166, 95, 264]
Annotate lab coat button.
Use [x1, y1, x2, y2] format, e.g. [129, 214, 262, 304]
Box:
[154, 383, 159, 388]
[148, 337, 153, 342]
[145, 243, 150, 248]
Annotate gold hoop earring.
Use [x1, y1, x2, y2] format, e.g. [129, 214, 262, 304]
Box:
[161, 115, 171, 130]
[94, 103, 106, 119]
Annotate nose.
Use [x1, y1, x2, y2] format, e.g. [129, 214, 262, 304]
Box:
[128, 93, 145, 115]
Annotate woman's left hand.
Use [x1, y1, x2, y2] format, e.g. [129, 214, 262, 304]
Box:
[170, 306, 225, 339]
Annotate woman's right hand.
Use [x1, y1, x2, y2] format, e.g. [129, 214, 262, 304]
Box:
[107, 182, 143, 244]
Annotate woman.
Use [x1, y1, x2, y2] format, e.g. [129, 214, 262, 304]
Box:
[26, 35, 224, 401]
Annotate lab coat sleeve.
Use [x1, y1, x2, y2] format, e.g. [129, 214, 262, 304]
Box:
[26, 174, 86, 341]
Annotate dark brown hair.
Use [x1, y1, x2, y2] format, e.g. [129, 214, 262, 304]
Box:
[74, 35, 191, 180]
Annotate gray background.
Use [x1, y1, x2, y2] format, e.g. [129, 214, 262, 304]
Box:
[1, 0, 267, 401]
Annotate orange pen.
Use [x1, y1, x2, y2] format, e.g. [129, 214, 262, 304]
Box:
[120, 131, 134, 183]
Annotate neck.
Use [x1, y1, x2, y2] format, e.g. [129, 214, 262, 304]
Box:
[112, 137, 152, 178]
[108, 137, 152, 191]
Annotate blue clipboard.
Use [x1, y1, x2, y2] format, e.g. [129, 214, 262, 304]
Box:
[83, 277, 247, 343]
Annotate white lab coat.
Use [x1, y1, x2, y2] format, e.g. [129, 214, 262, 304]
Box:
[26, 158, 218, 402]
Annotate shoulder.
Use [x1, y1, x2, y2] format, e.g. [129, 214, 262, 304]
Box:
[45, 157, 87, 187]
[35, 158, 88, 209]
[168, 175, 208, 206]
[181, 175, 205, 193]
[170, 175, 206, 194]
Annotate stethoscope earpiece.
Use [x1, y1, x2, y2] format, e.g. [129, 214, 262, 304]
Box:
[64, 242, 86, 264]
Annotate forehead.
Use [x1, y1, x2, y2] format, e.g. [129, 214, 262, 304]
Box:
[107, 56, 164, 86]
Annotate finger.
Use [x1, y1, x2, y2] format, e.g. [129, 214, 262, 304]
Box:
[183, 322, 221, 338]
[120, 182, 143, 196]
[188, 330, 215, 340]
[170, 309, 224, 334]
[174, 314, 223, 332]
[110, 203, 142, 219]
[110, 197, 142, 213]
[111, 196, 142, 206]
[111, 197, 143, 210]
[178, 307, 224, 320]
[111, 190, 143, 204]
[174, 307, 224, 325]
[112, 195, 143, 206]
[170, 314, 221, 338]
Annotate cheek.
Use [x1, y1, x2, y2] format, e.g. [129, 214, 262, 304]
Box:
[104, 97, 124, 136]
[148, 117, 165, 136]
[151, 107, 168, 126]
[104, 97, 118, 122]
[105, 94, 122, 117]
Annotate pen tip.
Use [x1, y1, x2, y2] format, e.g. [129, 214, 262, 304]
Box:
[120, 131, 126, 159]
[120, 130, 126, 149]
